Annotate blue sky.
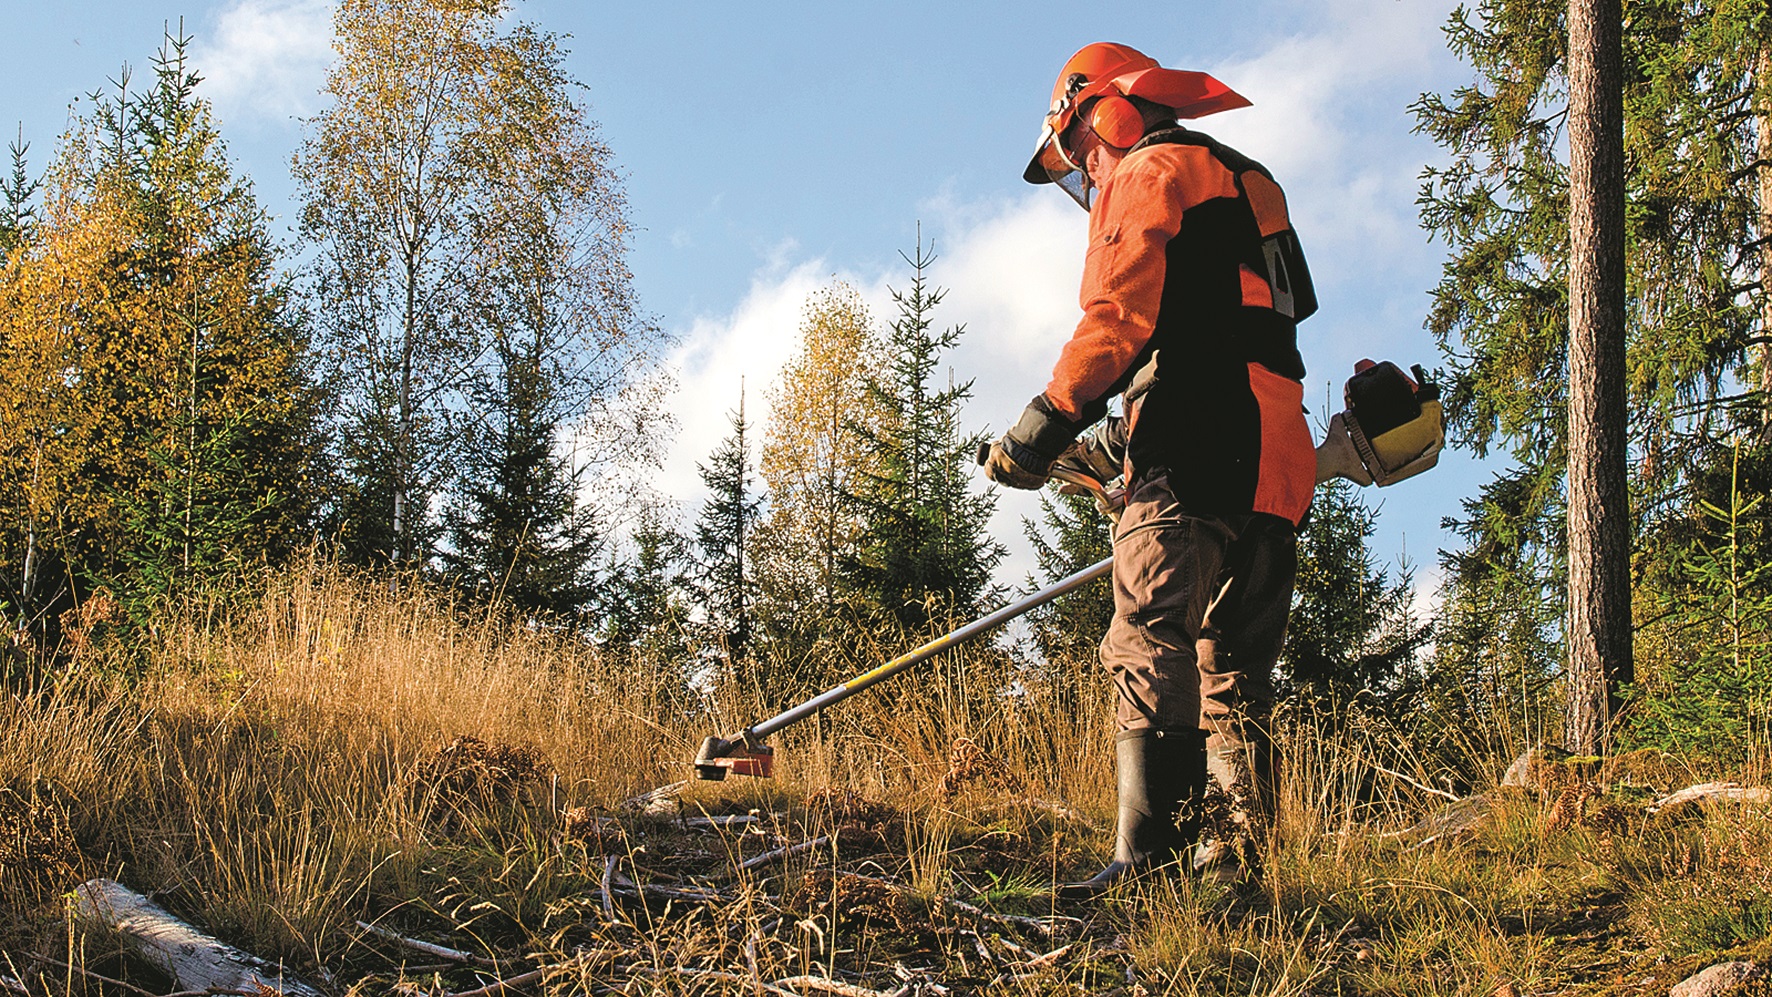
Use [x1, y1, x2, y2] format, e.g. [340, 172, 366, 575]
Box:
[3, 0, 1489, 591]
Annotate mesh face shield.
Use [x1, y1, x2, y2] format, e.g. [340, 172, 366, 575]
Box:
[1029, 117, 1098, 212]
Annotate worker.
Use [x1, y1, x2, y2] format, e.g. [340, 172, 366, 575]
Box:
[984, 41, 1318, 896]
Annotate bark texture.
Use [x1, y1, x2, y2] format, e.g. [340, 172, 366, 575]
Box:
[1564, 0, 1633, 753]
[74, 878, 324, 996]
[1759, 46, 1772, 440]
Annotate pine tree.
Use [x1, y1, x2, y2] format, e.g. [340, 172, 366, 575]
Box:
[0, 132, 37, 254]
[1283, 479, 1433, 716]
[1627, 443, 1772, 763]
[0, 29, 317, 623]
[443, 341, 601, 617]
[694, 388, 762, 662]
[1413, 0, 1767, 739]
[844, 238, 1004, 632]
[597, 498, 691, 659]
[442, 21, 650, 618]
[1022, 489, 1113, 666]
[1427, 465, 1566, 745]
[1563, 0, 1631, 752]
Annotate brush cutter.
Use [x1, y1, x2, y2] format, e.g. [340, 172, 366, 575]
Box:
[691, 358, 1443, 780]
[692, 456, 1118, 781]
[691, 551, 1114, 779]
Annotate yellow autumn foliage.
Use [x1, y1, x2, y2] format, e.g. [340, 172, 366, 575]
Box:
[0, 40, 313, 615]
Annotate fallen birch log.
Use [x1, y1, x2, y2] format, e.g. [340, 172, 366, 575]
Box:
[73, 878, 325, 997]
[1651, 781, 1772, 812]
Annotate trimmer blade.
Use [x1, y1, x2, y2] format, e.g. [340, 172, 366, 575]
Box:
[692, 735, 775, 780]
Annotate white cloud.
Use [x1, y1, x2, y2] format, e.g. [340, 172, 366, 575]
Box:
[657, 257, 841, 503]
[193, 0, 334, 127]
[926, 194, 1088, 583]
[1201, 0, 1455, 271]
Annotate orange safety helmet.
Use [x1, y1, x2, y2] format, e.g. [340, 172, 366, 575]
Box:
[1025, 42, 1251, 210]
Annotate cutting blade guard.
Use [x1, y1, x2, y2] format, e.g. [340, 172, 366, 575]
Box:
[693, 734, 775, 781]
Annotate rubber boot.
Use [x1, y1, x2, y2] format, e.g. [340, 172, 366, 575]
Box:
[1058, 728, 1207, 899]
[1195, 726, 1276, 887]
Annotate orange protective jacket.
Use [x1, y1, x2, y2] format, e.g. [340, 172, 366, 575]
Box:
[1024, 128, 1317, 526]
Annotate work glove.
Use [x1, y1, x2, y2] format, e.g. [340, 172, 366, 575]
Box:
[983, 436, 1052, 490]
[983, 393, 1087, 490]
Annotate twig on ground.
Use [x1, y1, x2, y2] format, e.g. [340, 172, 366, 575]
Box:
[686, 814, 761, 829]
[891, 961, 949, 996]
[356, 919, 495, 967]
[0, 976, 26, 996]
[963, 930, 996, 967]
[607, 878, 729, 903]
[1365, 758, 1460, 802]
[938, 892, 1085, 938]
[445, 965, 549, 997]
[600, 855, 617, 919]
[738, 835, 831, 873]
[772, 975, 903, 997]
[1023, 942, 1075, 970]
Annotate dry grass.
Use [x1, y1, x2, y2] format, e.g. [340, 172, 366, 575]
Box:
[1, 559, 1769, 995]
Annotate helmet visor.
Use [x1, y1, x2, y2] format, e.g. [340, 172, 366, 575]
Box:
[1048, 165, 1096, 212]
[1028, 121, 1097, 212]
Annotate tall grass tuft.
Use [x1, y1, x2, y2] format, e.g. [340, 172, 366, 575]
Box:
[2, 555, 1770, 993]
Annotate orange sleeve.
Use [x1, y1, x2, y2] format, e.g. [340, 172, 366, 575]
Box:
[1043, 144, 1239, 420]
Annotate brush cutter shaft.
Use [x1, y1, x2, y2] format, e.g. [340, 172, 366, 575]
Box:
[748, 555, 1114, 739]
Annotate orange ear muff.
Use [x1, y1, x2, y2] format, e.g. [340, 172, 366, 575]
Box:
[1088, 94, 1144, 149]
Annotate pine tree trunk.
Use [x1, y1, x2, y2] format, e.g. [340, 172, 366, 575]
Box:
[1564, 0, 1633, 754]
[1758, 45, 1772, 442]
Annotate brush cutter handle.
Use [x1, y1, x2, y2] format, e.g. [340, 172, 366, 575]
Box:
[756, 555, 1114, 737]
[695, 556, 1115, 779]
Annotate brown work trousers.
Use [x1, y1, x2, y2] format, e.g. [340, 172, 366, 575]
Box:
[1099, 469, 1298, 736]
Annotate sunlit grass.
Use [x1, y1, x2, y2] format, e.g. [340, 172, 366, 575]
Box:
[1, 558, 1769, 994]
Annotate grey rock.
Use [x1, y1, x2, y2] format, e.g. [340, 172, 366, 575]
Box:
[1500, 749, 1535, 789]
[1501, 744, 1574, 792]
[1670, 961, 1766, 997]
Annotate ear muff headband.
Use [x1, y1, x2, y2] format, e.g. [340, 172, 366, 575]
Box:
[1088, 94, 1144, 149]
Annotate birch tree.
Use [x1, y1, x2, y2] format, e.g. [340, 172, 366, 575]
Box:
[297, 0, 516, 571]
[753, 283, 885, 634]
[441, 24, 653, 616]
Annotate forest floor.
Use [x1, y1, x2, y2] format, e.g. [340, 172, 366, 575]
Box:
[3, 564, 1771, 996]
